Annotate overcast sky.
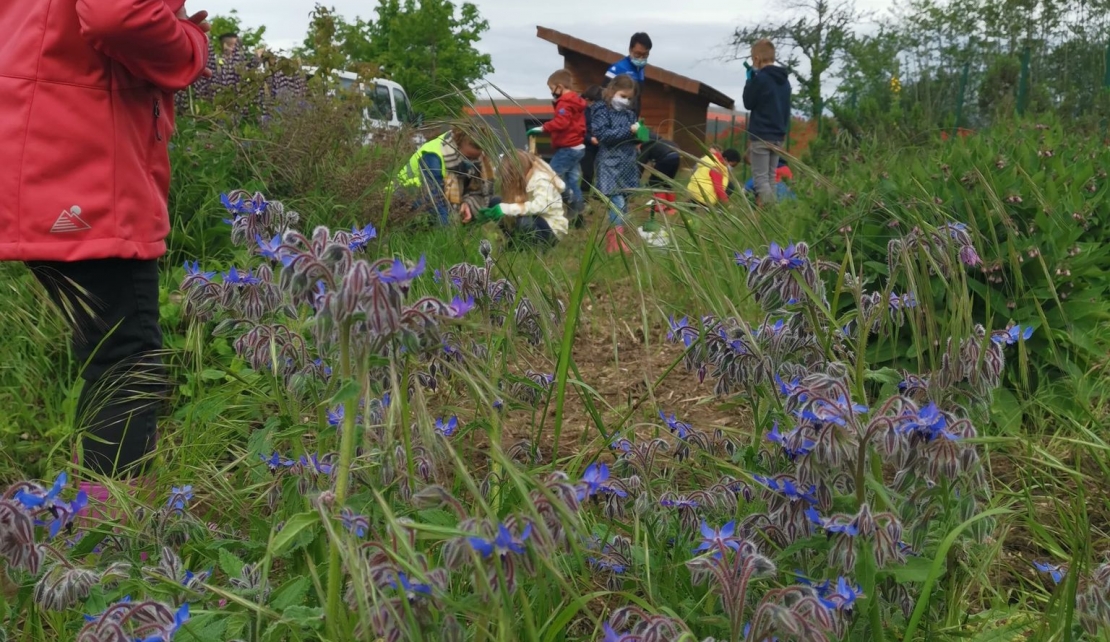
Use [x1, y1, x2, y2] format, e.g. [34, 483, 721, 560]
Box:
[199, 0, 895, 104]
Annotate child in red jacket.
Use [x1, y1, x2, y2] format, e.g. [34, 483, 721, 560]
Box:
[0, 1, 210, 494]
[530, 70, 588, 226]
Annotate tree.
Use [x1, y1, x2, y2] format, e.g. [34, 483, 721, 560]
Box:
[728, 0, 869, 118]
[209, 9, 267, 50]
[298, 1, 493, 119]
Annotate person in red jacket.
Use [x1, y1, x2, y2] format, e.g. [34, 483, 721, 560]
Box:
[0, 2, 210, 494]
[529, 70, 588, 227]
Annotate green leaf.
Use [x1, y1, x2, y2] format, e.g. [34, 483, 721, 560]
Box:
[270, 576, 311, 611]
[282, 605, 325, 630]
[863, 366, 902, 385]
[416, 508, 456, 527]
[269, 512, 320, 558]
[217, 548, 246, 580]
[541, 592, 611, 642]
[903, 507, 1013, 640]
[330, 378, 363, 408]
[879, 556, 935, 584]
[990, 387, 1023, 436]
[200, 369, 227, 382]
[177, 613, 229, 642]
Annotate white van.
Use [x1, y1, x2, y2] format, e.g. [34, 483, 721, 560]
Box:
[302, 67, 425, 144]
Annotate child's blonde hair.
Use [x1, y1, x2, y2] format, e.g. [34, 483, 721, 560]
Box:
[498, 149, 536, 204]
[752, 39, 776, 63]
[602, 75, 637, 103]
[548, 69, 574, 89]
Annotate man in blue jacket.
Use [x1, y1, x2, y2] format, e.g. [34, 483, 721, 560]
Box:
[742, 38, 792, 206]
[602, 32, 652, 118]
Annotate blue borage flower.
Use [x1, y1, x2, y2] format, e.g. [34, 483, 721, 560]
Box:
[222, 266, 261, 286]
[183, 260, 216, 282]
[1034, 561, 1066, 585]
[220, 191, 268, 217]
[255, 234, 293, 267]
[588, 556, 627, 574]
[774, 374, 805, 400]
[766, 422, 816, 459]
[752, 474, 818, 505]
[666, 315, 697, 347]
[166, 486, 194, 512]
[659, 496, 699, 510]
[577, 463, 628, 501]
[734, 248, 760, 272]
[796, 395, 869, 427]
[298, 453, 334, 476]
[767, 242, 805, 270]
[795, 572, 865, 611]
[694, 521, 744, 557]
[448, 296, 475, 318]
[13, 472, 89, 538]
[897, 401, 959, 442]
[435, 416, 458, 437]
[991, 324, 1034, 346]
[261, 452, 296, 472]
[390, 571, 433, 599]
[888, 291, 918, 311]
[347, 223, 377, 251]
[468, 522, 532, 558]
[340, 507, 370, 538]
[379, 255, 427, 285]
[658, 411, 692, 439]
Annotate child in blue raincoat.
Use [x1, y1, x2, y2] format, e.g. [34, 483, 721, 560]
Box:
[591, 75, 641, 253]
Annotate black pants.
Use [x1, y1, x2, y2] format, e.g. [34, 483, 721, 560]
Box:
[500, 216, 557, 249]
[580, 145, 598, 198]
[647, 153, 681, 189]
[27, 259, 164, 477]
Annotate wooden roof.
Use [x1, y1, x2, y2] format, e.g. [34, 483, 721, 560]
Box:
[536, 26, 735, 110]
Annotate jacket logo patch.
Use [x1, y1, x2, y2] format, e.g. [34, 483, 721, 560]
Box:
[50, 206, 91, 233]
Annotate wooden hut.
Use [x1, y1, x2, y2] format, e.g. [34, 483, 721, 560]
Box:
[536, 26, 735, 161]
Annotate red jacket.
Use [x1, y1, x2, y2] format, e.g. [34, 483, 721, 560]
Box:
[543, 91, 587, 150]
[0, 0, 209, 262]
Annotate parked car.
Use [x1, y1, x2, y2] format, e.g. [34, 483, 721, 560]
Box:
[302, 67, 425, 145]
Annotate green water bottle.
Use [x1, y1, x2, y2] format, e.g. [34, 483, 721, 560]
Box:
[636, 119, 651, 143]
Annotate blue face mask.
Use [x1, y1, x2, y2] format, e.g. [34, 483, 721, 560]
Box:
[631, 57, 648, 69]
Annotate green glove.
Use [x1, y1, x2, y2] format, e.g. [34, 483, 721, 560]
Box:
[527, 127, 544, 137]
[476, 204, 505, 223]
[636, 119, 651, 143]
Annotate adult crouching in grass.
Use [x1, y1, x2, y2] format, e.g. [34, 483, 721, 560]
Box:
[394, 124, 495, 227]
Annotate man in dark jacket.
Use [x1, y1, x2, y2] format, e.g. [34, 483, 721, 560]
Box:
[742, 38, 792, 206]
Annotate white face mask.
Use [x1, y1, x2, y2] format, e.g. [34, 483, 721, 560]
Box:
[612, 95, 631, 111]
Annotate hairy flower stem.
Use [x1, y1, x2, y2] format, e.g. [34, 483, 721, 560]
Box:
[326, 320, 358, 634]
[859, 541, 886, 642]
[397, 358, 416, 484]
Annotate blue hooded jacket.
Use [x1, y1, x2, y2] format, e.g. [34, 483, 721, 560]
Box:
[742, 65, 792, 143]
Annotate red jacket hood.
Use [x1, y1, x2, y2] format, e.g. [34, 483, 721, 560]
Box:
[555, 90, 586, 111]
[544, 91, 587, 149]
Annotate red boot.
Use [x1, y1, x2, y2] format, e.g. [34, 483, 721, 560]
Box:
[605, 227, 631, 254]
[651, 192, 669, 216]
[662, 192, 678, 216]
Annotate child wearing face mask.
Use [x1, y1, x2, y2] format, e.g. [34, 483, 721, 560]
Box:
[528, 70, 587, 226]
[592, 75, 642, 253]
